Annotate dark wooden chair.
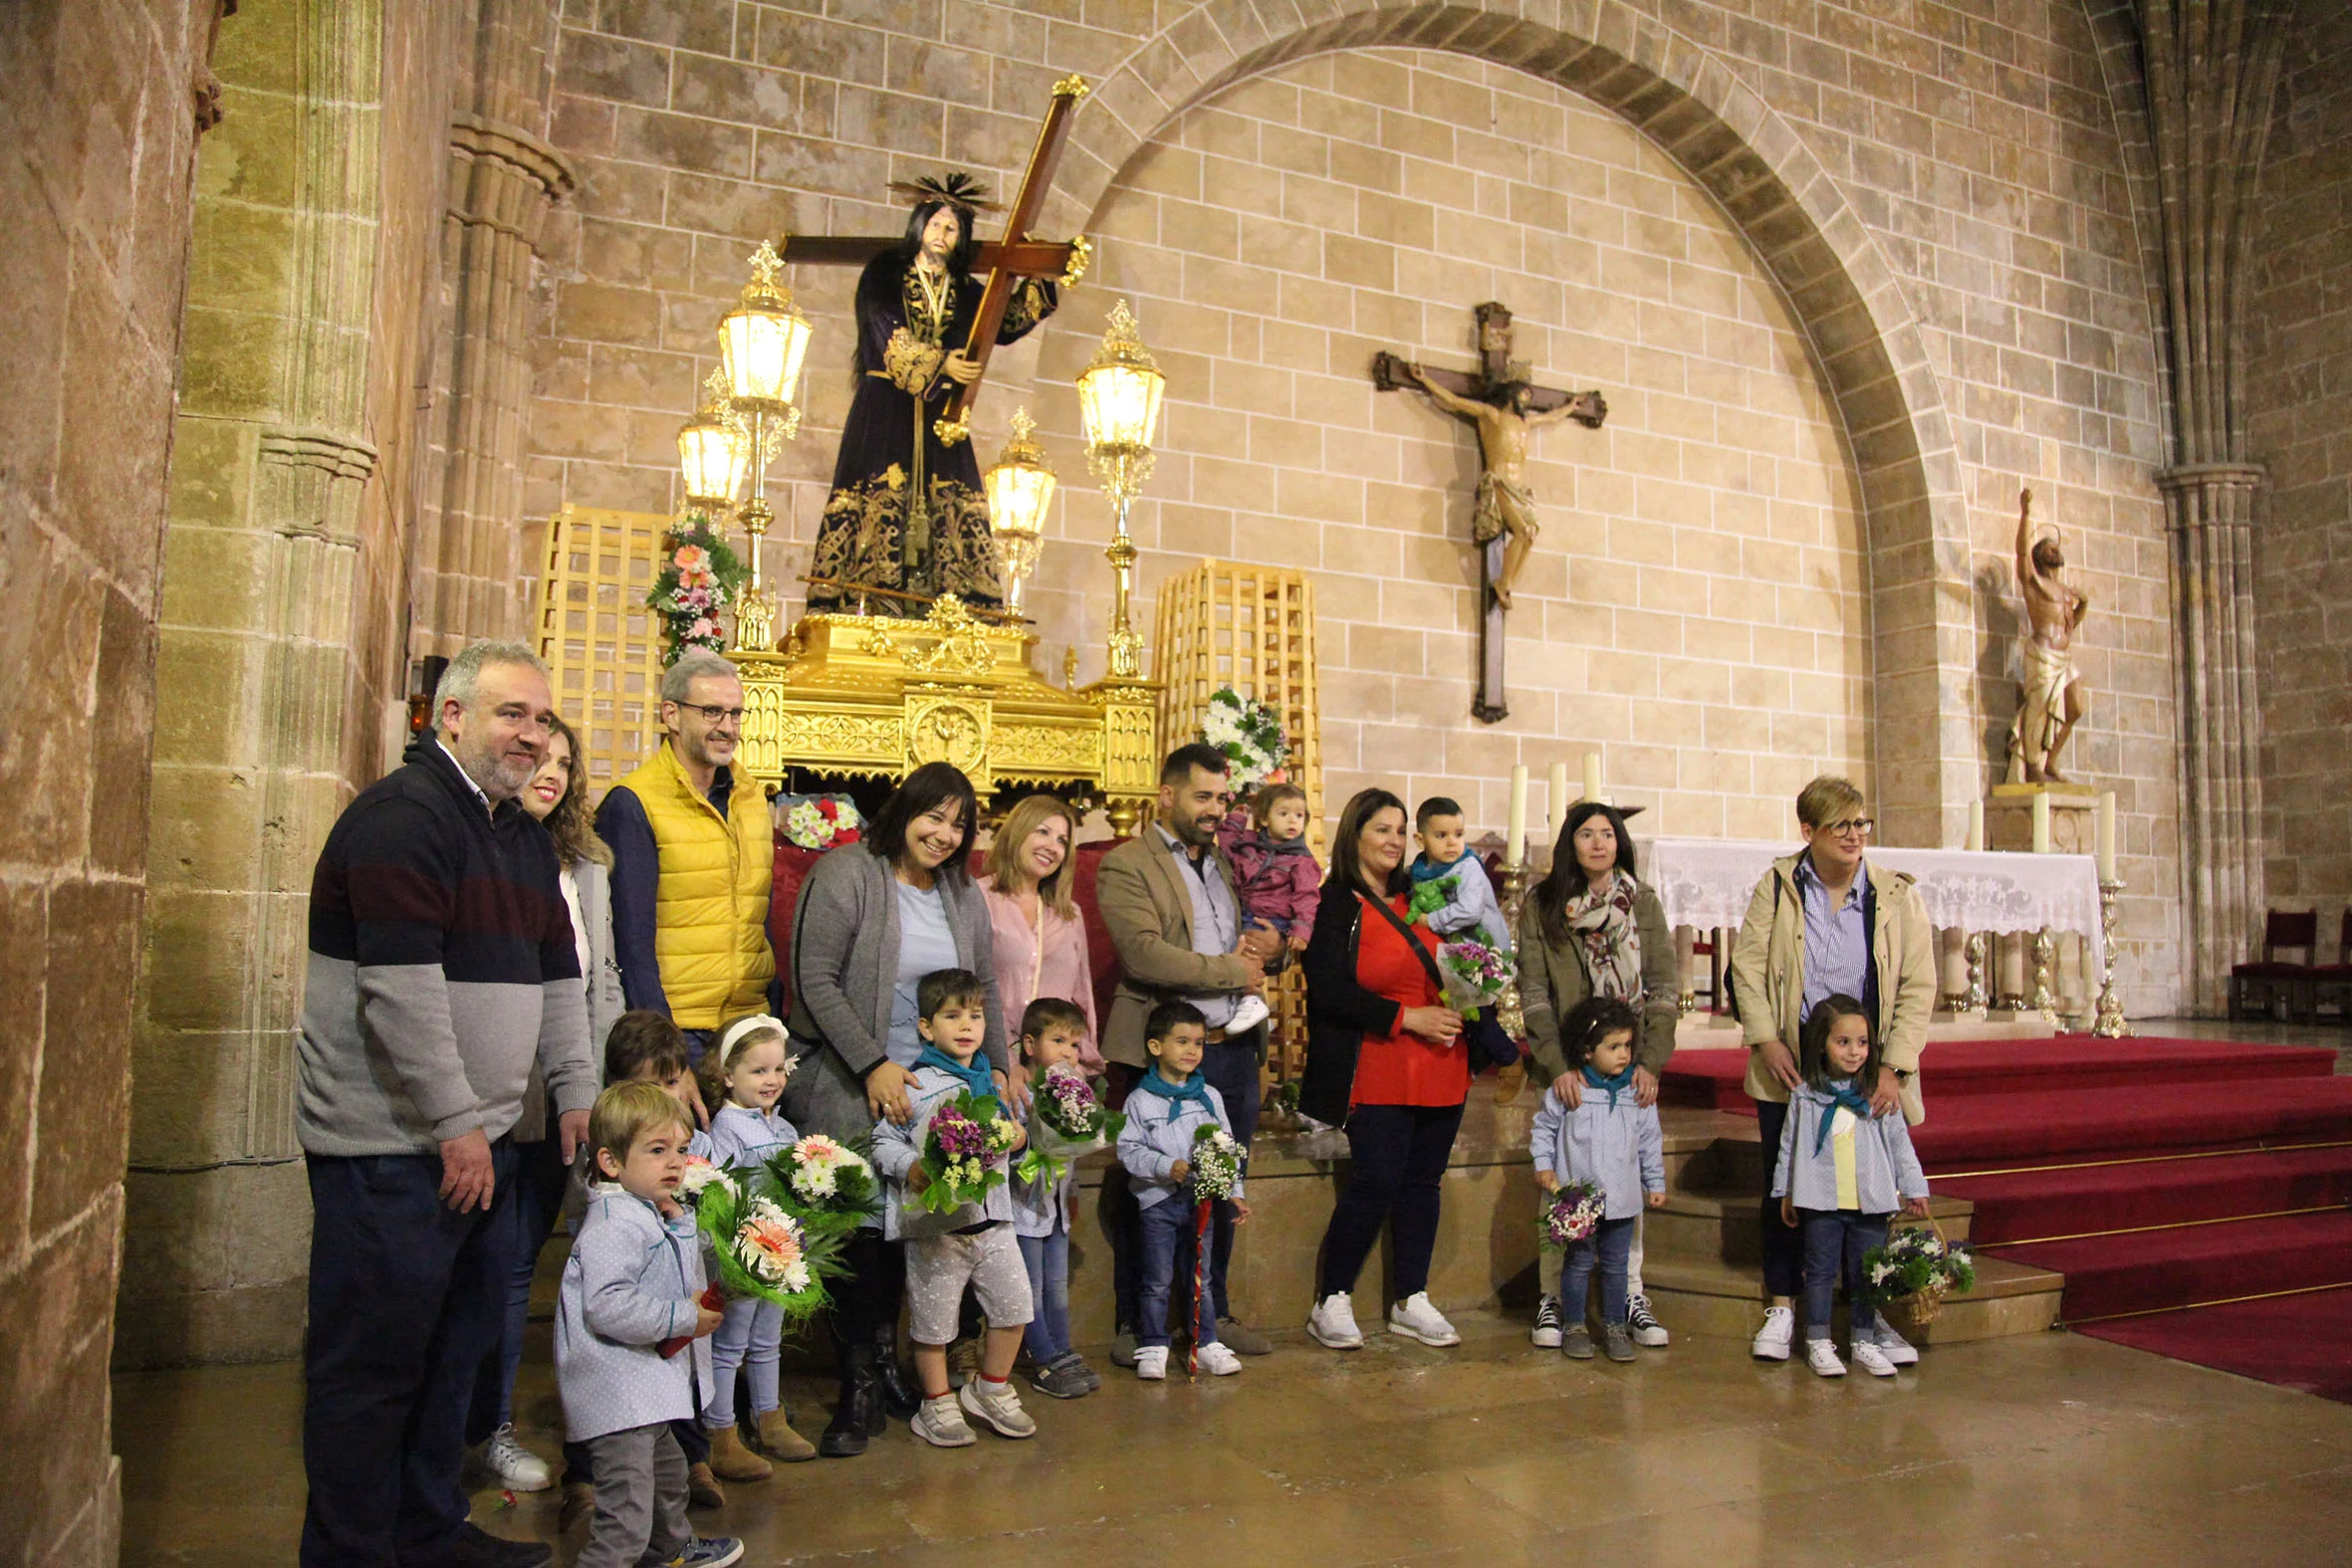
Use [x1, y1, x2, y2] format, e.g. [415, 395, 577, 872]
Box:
[2229, 910, 2318, 1021]
[2309, 910, 2352, 1025]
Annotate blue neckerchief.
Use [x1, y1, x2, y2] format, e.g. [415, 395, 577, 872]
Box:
[1410, 850, 1474, 884]
[1812, 1077, 1874, 1155]
[1136, 1067, 1212, 1122]
[914, 1043, 996, 1105]
[1581, 1062, 1636, 1109]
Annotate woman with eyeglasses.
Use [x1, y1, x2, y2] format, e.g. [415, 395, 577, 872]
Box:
[1726, 774, 1937, 1368]
[780, 761, 1011, 1457]
[1514, 799, 1681, 1352]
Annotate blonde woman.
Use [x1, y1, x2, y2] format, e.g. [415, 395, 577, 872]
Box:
[979, 794, 1100, 1069]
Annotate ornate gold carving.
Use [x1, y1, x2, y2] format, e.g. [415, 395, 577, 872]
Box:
[856, 623, 897, 658]
[769, 710, 901, 763]
[933, 415, 969, 446]
[882, 327, 943, 392]
[906, 696, 989, 775]
[1053, 74, 1090, 100]
[898, 594, 997, 675]
[1058, 234, 1092, 288]
[993, 724, 1100, 776]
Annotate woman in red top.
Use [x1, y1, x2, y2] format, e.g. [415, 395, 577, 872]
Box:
[1298, 788, 1469, 1351]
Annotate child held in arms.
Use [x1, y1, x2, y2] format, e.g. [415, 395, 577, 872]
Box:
[1116, 1002, 1251, 1380]
[1011, 997, 1102, 1401]
[697, 1014, 817, 1476]
[1217, 782, 1322, 1034]
[1410, 795, 1521, 1072]
[1530, 998, 1667, 1363]
[557, 1081, 745, 1568]
[871, 969, 1039, 1447]
[1771, 994, 1931, 1379]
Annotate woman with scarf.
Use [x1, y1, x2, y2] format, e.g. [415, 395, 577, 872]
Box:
[1516, 800, 1680, 1350]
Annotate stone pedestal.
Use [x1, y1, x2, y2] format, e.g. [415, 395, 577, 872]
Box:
[1987, 782, 2097, 854]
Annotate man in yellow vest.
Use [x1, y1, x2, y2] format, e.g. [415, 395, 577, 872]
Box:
[594, 648, 777, 1057]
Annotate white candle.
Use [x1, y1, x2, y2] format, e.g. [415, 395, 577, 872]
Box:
[2030, 789, 2051, 854]
[1506, 765, 1529, 867]
[2096, 790, 2117, 882]
[1965, 798, 1985, 853]
[1546, 761, 1570, 847]
[1582, 752, 1603, 803]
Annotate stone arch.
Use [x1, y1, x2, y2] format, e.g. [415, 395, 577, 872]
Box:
[1039, 0, 1976, 845]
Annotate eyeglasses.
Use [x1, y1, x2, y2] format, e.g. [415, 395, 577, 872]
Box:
[1820, 817, 1875, 837]
[682, 704, 746, 726]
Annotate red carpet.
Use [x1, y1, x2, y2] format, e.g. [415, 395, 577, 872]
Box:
[2075, 1287, 2352, 1404]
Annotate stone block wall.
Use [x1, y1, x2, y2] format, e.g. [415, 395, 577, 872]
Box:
[522, 0, 2182, 1010]
[2250, 0, 2352, 946]
[0, 0, 209, 1553]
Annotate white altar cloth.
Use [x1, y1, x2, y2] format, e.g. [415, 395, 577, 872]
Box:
[1642, 838, 2104, 973]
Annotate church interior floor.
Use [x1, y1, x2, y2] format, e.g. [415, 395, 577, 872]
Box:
[117, 1302, 2352, 1567]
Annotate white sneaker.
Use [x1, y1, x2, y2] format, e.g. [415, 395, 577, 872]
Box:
[1851, 1340, 1899, 1378]
[958, 1377, 1038, 1439]
[1227, 994, 1272, 1034]
[1750, 1305, 1795, 1361]
[1387, 1291, 1461, 1347]
[1196, 1341, 1244, 1376]
[479, 1423, 552, 1491]
[1135, 1345, 1169, 1381]
[1868, 1321, 1921, 1365]
[1306, 1291, 1364, 1350]
[1627, 1293, 1670, 1348]
[1806, 1339, 1847, 1378]
[911, 1392, 975, 1447]
[1530, 1294, 1564, 1349]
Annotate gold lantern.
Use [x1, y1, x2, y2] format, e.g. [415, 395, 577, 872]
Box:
[711, 239, 812, 652]
[676, 370, 748, 513]
[1074, 300, 1165, 678]
[983, 408, 1056, 616]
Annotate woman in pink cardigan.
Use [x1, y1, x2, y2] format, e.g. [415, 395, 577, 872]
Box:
[979, 793, 1100, 1068]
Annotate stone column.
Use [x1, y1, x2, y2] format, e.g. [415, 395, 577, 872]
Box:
[2139, 0, 2294, 1012]
[415, 0, 573, 653]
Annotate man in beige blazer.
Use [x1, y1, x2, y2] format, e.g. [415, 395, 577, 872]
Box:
[1094, 742, 1284, 1361]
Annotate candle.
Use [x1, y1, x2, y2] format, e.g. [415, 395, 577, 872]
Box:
[1966, 798, 1985, 853]
[2096, 790, 2117, 882]
[1582, 752, 1603, 803]
[2030, 789, 2051, 854]
[1506, 765, 1529, 867]
[1546, 761, 1570, 846]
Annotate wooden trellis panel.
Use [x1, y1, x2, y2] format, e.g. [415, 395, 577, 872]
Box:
[534, 504, 668, 801]
[1150, 560, 1326, 1088]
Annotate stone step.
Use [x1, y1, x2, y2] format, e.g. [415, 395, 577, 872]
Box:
[1641, 1251, 2063, 1346]
[1641, 1189, 1977, 1268]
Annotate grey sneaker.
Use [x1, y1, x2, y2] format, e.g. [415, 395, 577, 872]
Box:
[663, 1541, 746, 1568]
[1109, 1327, 1139, 1368]
[1027, 1358, 1090, 1400]
[911, 1392, 974, 1448]
[1603, 1323, 1636, 1363]
[1058, 1351, 1102, 1392]
[1217, 1315, 1275, 1355]
[1560, 1324, 1595, 1360]
[958, 1377, 1038, 1439]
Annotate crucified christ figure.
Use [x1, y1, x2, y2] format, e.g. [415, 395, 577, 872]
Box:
[1397, 362, 1603, 609]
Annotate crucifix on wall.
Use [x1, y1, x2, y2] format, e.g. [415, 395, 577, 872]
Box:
[1373, 302, 1607, 723]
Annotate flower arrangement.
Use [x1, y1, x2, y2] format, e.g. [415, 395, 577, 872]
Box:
[1858, 1224, 1977, 1323]
[646, 513, 749, 662]
[675, 1155, 736, 1207]
[1199, 686, 1289, 795]
[692, 1173, 838, 1328]
[1018, 1061, 1126, 1185]
[782, 793, 862, 851]
[1538, 1181, 1606, 1250]
[762, 1132, 879, 1237]
[1407, 873, 1460, 924]
[912, 1091, 1025, 1216]
[1186, 1124, 1248, 1202]
[1437, 937, 1514, 1021]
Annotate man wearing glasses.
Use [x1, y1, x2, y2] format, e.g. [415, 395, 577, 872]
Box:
[595, 648, 777, 1060]
[1728, 775, 1936, 1365]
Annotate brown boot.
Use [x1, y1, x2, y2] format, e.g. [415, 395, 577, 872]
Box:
[705, 1422, 772, 1481]
[686, 1461, 725, 1510]
[757, 1407, 818, 1463]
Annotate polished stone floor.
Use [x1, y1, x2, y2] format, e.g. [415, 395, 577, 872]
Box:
[118, 1303, 2352, 1567]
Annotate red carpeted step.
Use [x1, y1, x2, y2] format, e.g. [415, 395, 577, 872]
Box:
[1992, 1210, 2352, 1321]
[1906, 1076, 2352, 1167]
[1657, 1037, 2339, 1113]
[2073, 1286, 2352, 1403]
[1938, 1143, 2352, 1244]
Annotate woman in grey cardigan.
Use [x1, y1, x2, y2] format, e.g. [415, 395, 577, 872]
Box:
[1515, 800, 1680, 1354]
[783, 761, 1009, 1457]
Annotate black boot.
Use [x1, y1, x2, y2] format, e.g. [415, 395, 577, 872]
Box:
[871, 1326, 922, 1420]
[820, 1343, 879, 1458]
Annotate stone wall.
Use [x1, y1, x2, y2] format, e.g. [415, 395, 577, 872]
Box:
[523, 0, 2182, 1010]
[0, 0, 210, 1553]
[2250, 0, 2352, 946]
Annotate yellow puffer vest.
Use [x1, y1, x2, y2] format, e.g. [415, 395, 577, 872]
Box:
[614, 742, 775, 1029]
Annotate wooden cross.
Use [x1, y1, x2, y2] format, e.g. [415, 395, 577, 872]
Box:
[783, 77, 1093, 446]
[1372, 302, 1606, 723]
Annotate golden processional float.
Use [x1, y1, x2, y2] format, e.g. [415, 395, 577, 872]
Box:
[662, 78, 1169, 831]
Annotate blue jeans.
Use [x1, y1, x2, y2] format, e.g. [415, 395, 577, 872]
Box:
[302, 1140, 519, 1568]
[1137, 1198, 1220, 1349]
[1106, 1032, 1262, 1331]
[1017, 1226, 1072, 1364]
[1799, 1208, 1891, 1341]
[1560, 1215, 1637, 1328]
[466, 1128, 568, 1444]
